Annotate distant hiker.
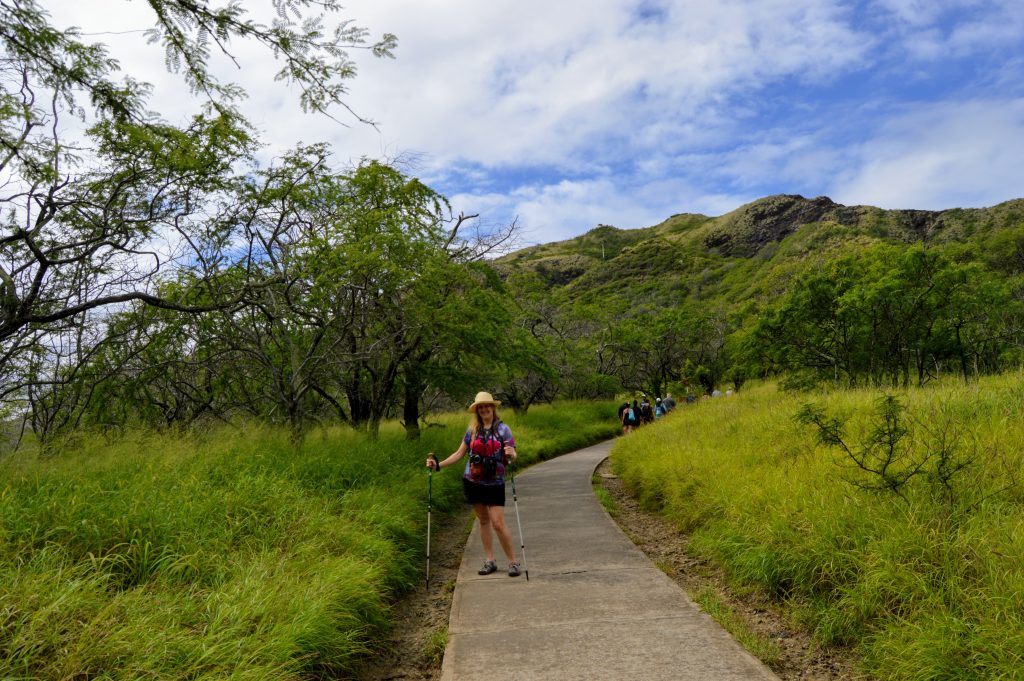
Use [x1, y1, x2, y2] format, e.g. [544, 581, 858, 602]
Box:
[621, 401, 639, 434]
[617, 401, 629, 425]
[663, 393, 677, 412]
[655, 398, 666, 418]
[640, 396, 654, 424]
[426, 391, 522, 577]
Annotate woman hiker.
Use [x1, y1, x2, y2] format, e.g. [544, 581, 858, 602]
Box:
[425, 391, 521, 577]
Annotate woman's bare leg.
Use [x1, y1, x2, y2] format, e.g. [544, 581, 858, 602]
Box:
[473, 503, 495, 560]
[488, 505, 516, 563]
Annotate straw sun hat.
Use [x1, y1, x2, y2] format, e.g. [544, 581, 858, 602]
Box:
[468, 391, 501, 412]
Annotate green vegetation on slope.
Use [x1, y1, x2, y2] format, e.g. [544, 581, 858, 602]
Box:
[0, 400, 617, 679]
[611, 378, 1024, 680]
[500, 195, 1024, 312]
[493, 193, 1024, 401]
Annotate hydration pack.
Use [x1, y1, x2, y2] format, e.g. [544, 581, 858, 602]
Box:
[467, 426, 505, 482]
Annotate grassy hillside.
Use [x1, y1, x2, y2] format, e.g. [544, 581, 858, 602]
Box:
[498, 195, 1024, 314]
[0, 401, 618, 679]
[611, 377, 1024, 680]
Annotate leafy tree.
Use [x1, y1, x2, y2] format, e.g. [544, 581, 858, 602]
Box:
[44, 301, 236, 433]
[492, 271, 570, 414]
[752, 244, 1024, 388]
[556, 316, 620, 399]
[397, 261, 510, 438]
[599, 304, 729, 397]
[26, 153, 516, 441]
[0, 0, 396, 425]
[747, 255, 864, 386]
[0, 0, 394, 337]
[978, 224, 1024, 276]
[183, 157, 512, 437]
[321, 162, 514, 436]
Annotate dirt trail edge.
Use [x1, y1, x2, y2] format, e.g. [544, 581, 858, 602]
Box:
[439, 440, 778, 681]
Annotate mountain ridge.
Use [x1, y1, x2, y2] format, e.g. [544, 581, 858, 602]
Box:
[498, 194, 1024, 306]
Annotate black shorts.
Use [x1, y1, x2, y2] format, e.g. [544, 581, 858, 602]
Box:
[463, 478, 506, 506]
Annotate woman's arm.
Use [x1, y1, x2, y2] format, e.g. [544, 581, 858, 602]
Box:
[426, 441, 469, 470]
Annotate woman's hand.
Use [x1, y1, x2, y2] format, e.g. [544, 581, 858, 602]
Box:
[503, 444, 517, 463]
[425, 454, 440, 471]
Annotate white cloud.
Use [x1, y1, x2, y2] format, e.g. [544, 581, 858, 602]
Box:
[327, 0, 873, 169]
[452, 178, 661, 245]
[676, 135, 811, 187]
[43, 1, 870, 160]
[871, 0, 952, 27]
[948, 9, 1024, 54]
[870, 0, 1024, 60]
[450, 174, 753, 245]
[832, 99, 1024, 209]
[34, 1, 1024, 243]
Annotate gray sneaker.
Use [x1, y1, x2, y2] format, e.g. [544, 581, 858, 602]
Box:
[478, 560, 497, 575]
[508, 562, 521, 577]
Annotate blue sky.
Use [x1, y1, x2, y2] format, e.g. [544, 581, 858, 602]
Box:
[47, 0, 1024, 247]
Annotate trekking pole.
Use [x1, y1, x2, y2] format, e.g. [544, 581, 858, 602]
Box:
[508, 463, 530, 581]
[426, 454, 438, 588]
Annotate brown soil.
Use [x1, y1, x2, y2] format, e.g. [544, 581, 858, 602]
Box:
[352, 505, 472, 681]
[354, 459, 872, 681]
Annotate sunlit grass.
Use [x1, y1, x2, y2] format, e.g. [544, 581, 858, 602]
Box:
[611, 374, 1024, 680]
[0, 399, 616, 678]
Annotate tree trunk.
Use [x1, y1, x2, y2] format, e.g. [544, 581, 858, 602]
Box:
[955, 325, 969, 381]
[402, 379, 422, 440]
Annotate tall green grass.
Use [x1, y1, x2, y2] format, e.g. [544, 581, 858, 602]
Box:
[611, 376, 1024, 680]
[0, 400, 617, 679]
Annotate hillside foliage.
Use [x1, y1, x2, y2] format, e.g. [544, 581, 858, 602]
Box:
[495, 194, 1024, 401]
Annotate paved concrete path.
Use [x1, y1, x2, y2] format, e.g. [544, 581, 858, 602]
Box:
[439, 440, 779, 681]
